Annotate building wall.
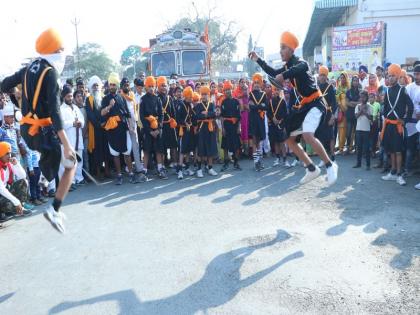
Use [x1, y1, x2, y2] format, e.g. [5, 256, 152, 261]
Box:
[343, 0, 420, 65]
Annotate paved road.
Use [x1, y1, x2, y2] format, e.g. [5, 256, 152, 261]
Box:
[0, 155, 419, 315]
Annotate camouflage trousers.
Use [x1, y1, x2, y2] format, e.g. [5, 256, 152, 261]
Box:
[0, 179, 29, 214]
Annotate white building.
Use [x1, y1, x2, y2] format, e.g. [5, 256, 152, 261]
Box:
[303, 0, 420, 70]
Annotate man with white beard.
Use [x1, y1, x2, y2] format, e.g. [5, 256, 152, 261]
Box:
[85, 76, 110, 179]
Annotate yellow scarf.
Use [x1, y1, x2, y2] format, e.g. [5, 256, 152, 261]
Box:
[87, 96, 95, 153]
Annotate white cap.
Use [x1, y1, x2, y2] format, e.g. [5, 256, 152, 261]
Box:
[169, 79, 176, 85]
[2, 101, 15, 116]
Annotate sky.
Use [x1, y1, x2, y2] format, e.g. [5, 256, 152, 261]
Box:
[0, 0, 314, 76]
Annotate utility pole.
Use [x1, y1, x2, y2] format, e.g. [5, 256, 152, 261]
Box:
[71, 17, 81, 78]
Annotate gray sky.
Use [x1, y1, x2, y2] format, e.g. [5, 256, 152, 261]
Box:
[0, 0, 314, 75]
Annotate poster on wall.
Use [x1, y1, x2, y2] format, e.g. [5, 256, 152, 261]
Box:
[332, 22, 385, 73]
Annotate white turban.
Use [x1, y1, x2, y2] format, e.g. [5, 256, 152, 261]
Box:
[88, 75, 102, 92]
[2, 101, 15, 116]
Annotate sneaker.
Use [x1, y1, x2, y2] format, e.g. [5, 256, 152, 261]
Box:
[129, 173, 137, 184]
[0, 213, 14, 223]
[169, 162, 176, 168]
[220, 163, 229, 172]
[291, 159, 299, 167]
[32, 199, 43, 206]
[273, 158, 280, 167]
[23, 202, 35, 211]
[137, 172, 148, 182]
[115, 175, 123, 185]
[185, 168, 195, 176]
[396, 176, 406, 186]
[382, 173, 397, 181]
[22, 209, 33, 216]
[77, 179, 87, 186]
[415, 182, 420, 190]
[317, 160, 325, 168]
[284, 160, 291, 168]
[208, 168, 218, 176]
[69, 183, 77, 191]
[48, 190, 55, 198]
[39, 197, 49, 203]
[197, 169, 204, 178]
[43, 206, 66, 233]
[326, 162, 338, 186]
[299, 166, 321, 185]
[177, 170, 184, 180]
[158, 168, 169, 180]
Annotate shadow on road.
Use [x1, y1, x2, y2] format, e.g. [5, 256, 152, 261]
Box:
[323, 169, 420, 270]
[0, 292, 15, 304]
[49, 229, 303, 315]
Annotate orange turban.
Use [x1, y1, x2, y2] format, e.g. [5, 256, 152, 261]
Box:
[145, 76, 156, 88]
[319, 66, 329, 76]
[200, 85, 210, 95]
[192, 92, 201, 103]
[0, 142, 11, 157]
[36, 28, 63, 55]
[252, 73, 263, 84]
[280, 31, 299, 50]
[179, 79, 186, 86]
[157, 76, 167, 87]
[183, 86, 193, 99]
[388, 64, 402, 77]
[223, 81, 233, 91]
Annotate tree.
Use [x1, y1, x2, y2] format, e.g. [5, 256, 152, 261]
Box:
[74, 42, 116, 80]
[246, 34, 254, 76]
[120, 45, 148, 79]
[166, 7, 241, 71]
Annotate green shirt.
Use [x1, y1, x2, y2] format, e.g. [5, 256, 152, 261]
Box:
[369, 102, 381, 120]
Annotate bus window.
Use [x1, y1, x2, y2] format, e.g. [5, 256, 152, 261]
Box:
[182, 51, 206, 75]
[152, 52, 175, 76]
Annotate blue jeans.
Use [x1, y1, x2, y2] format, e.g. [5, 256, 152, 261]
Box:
[28, 167, 41, 200]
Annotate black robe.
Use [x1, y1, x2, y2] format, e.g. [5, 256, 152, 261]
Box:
[267, 95, 288, 143]
[1, 58, 62, 181]
[195, 101, 218, 157]
[382, 84, 414, 153]
[158, 93, 178, 149]
[85, 95, 109, 167]
[101, 93, 130, 153]
[176, 99, 195, 154]
[221, 97, 241, 152]
[140, 92, 164, 153]
[315, 82, 337, 145]
[248, 90, 267, 140]
[257, 55, 326, 134]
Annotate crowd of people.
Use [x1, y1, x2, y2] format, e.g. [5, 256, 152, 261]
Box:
[0, 28, 419, 231]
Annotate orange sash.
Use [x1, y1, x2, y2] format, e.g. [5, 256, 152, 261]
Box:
[380, 118, 403, 140]
[250, 91, 266, 119]
[87, 96, 95, 153]
[21, 66, 53, 135]
[104, 115, 120, 131]
[146, 115, 158, 129]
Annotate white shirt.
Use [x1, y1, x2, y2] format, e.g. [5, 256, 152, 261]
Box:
[60, 103, 85, 150]
[405, 82, 420, 136]
[360, 77, 369, 90]
[355, 104, 372, 132]
[0, 161, 27, 206]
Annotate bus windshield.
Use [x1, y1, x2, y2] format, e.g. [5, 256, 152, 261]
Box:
[182, 51, 206, 75]
[152, 52, 175, 77]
